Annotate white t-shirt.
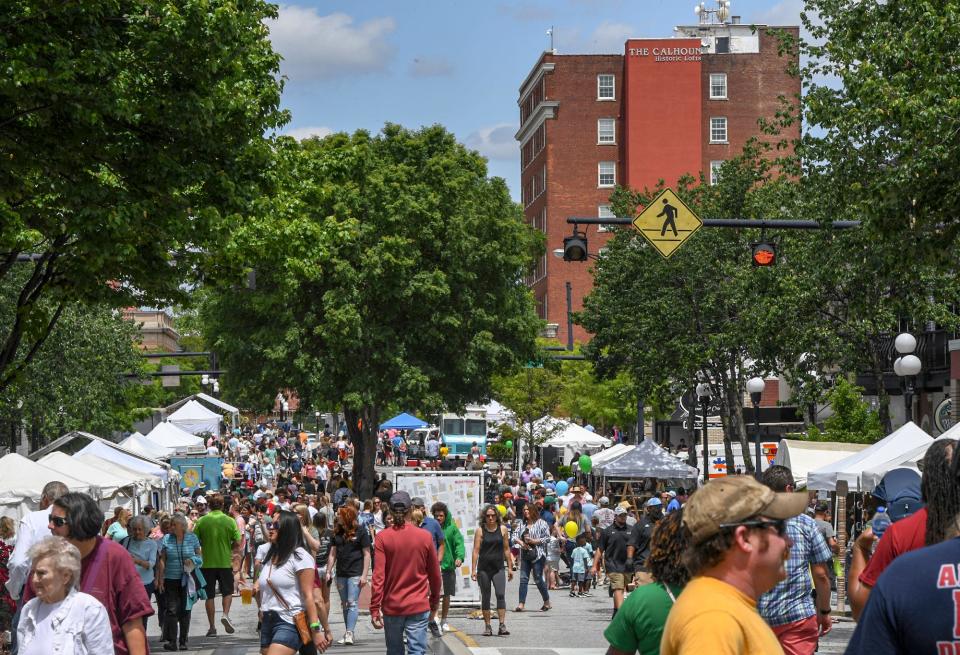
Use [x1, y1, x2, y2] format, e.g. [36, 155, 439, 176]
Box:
[207, 445, 220, 456]
[257, 547, 314, 622]
[20, 598, 63, 655]
[317, 465, 329, 481]
[255, 542, 272, 566]
[307, 505, 318, 521]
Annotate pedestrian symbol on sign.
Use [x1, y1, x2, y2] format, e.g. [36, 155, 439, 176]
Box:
[632, 188, 703, 258]
[657, 199, 679, 237]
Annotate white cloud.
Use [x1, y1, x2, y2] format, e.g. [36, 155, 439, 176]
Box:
[410, 56, 454, 78]
[283, 126, 334, 141]
[588, 21, 635, 53]
[466, 123, 519, 161]
[267, 6, 396, 81]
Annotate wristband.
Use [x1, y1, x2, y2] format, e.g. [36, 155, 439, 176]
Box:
[310, 621, 321, 630]
[819, 608, 831, 615]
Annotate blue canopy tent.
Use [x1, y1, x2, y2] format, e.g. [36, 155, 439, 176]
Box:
[379, 413, 428, 430]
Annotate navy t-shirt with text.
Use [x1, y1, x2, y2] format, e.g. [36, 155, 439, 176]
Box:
[847, 537, 960, 654]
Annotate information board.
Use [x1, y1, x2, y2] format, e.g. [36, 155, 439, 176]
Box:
[394, 470, 484, 606]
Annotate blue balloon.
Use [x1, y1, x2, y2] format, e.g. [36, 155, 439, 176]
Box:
[555, 481, 569, 496]
[544, 481, 556, 491]
[567, 477, 575, 485]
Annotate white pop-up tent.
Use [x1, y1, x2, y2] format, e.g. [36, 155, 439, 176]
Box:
[587, 443, 634, 470]
[38, 452, 140, 501]
[75, 454, 164, 493]
[167, 399, 222, 436]
[0, 453, 92, 520]
[771, 439, 870, 489]
[860, 427, 960, 491]
[806, 421, 933, 491]
[121, 432, 173, 459]
[537, 416, 612, 465]
[145, 421, 204, 452]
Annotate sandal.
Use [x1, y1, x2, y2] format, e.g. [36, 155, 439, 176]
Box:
[514, 605, 525, 612]
[483, 624, 493, 637]
[540, 604, 552, 611]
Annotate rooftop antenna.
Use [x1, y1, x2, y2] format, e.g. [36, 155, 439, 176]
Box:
[694, 0, 731, 24]
[546, 26, 556, 54]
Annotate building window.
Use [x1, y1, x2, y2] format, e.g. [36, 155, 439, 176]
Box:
[598, 204, 615, 232]
[710, 160, 724, 185]
[597, 118, 616, 144]
[598, 161, 616, 188]
[710, 73, 727, 99]
[710, 117, 728, 143]
[597, 74, 615, 100]
[715, 37, 730, 54]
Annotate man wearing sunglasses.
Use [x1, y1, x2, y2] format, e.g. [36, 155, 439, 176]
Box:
[661, 475, 808, 655]
[756, 466, 833, 655]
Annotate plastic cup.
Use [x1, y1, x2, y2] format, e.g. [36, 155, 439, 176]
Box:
[240, 587, 253, 605]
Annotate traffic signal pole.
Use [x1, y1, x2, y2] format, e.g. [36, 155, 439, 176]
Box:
[566, 217, 861, 229]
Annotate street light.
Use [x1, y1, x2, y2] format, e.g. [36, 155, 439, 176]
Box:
[696, 382, 712, 485]
[746, 376, 766, 478]
[894, 332, 922, 424]
[314, 411, 321, 434]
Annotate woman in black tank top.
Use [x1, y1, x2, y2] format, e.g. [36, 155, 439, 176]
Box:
[471, 504, 514, 636]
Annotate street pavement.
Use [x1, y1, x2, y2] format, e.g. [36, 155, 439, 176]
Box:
[148, 577, 853, 654]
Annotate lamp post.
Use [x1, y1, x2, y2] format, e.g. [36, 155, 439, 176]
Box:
[894, 332, 922, 424]
[746, 377, 766, 478]
[696, 382, 712, 485]
[314, 411, 321, 434]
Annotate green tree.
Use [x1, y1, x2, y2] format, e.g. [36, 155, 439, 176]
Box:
[201, 126, 542, 497]
[0, 0, 286, 393]
[492, 363, 565, 464]
[807, 378, 884, 444]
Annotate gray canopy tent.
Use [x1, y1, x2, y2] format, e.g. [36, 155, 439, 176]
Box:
[594, 439, 700, 507]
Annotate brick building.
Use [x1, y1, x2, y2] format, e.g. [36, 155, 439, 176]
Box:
[517, 18, 800, 344]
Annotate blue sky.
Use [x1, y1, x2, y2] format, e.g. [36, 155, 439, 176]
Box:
[267, 1, 804, 200]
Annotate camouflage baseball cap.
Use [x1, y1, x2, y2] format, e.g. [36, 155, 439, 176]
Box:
[684, 476, 807, 544]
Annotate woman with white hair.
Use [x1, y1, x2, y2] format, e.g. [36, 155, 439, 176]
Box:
[16, 536, 112, 654]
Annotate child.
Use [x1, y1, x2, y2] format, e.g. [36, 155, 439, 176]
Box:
[570, 533, 591, 597]
[546, 534, 562, 589]
[582, 531, 595, 596]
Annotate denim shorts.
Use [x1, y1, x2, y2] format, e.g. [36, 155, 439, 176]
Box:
[260, 610, 303, 651]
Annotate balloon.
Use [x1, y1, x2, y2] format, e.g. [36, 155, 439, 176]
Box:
[579, 455, 593, 474]
[497, 504, 507, 517]
[555, 481, 569, 496]
[479, 455, 486, 462]
[567, 477, 575, 485]
[505, 440, 513, 449]
[564, 521, 578, 538]
[440, 447, 448, 457]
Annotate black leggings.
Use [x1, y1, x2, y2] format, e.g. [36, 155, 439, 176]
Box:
[477, 567, 506, 611]
[163, 579, 192, 646]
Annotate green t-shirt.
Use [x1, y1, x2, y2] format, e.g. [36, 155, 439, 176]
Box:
[603, 581, 681, 655]
[193, 510, 241, 568]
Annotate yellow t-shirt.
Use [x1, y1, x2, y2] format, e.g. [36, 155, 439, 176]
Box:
[660, 576, 784, 655]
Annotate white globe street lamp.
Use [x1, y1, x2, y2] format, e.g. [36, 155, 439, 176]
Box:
[746, 377, 765, 477]
[894, 333, 922, 424]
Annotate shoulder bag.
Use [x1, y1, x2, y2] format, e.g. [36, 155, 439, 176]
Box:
[264, 562, 310, 645]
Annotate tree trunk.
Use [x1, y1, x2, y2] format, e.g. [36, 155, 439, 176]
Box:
[344, 404, 379, 500]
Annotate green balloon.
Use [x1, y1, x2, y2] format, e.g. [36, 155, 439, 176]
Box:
[579, 454, 593, 473]
[505, 440, 513, 449]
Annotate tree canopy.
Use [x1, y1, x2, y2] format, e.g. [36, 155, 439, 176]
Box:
[0, 0, 286, 393]
[201, 125, 542, 497]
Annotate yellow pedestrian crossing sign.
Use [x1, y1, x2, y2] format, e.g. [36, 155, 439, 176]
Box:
[632, 188, 702, 258]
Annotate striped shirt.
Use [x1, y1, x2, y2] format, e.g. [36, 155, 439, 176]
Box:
[512, 519, 551, 560]
[161, 533, 202, 581]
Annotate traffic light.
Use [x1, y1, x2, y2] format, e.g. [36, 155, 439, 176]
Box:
[751, 241, 777, 267]
[563, 230, 589, 261]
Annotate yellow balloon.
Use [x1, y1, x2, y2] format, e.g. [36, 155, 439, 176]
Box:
[440, 447, 449, 456]
[564, 520, 578, 538]
[497, 504, 507, 517]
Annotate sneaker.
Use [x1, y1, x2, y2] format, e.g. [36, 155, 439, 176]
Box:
[221, 615, 236, 634]
[344, 631, 354, 645]
[498, 624, 510, 636]
[205, 627, 217, 637]
[442, 622, 452, 633]
[483, 624, 493, 637]
[429, 621, 442, 638]
[581, 591, 593, 597]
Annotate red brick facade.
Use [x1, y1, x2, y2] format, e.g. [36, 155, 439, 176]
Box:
[518, 25, 800, 345]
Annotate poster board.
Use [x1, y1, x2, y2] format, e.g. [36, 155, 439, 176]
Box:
[394, 470, 484, 606]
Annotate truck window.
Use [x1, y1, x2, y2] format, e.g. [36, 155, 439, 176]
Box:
[465, 419, 486, 437]
[443, 418, 464, 435]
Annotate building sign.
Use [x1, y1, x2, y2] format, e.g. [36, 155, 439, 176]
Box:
[633, 188, 703, 258]
[628, 46, 703, 62]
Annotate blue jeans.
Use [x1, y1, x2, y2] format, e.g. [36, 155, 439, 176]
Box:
[383, 611, 429, 655]
[335, 576, 361, 632]
[518, 556, 549, 605]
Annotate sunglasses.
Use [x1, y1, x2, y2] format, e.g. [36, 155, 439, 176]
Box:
[48, 514, 68, 527]
[485, 513, 498, 518]
[268, 522, 279, 530]
[719, 518, 788, 538]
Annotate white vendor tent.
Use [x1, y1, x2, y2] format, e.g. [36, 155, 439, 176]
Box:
[75, 454, 164, 493]
[195, 392, 240, 428]
[121, 432, 173, 459]
[145, 421, 205, 452]
[771, 439, 870, 489]
[75, 439, 173, 483]
[0, 453, 91, 520]
[537, 416, 612, 466]
[860, 427, 960, 491]
[167, 399, 222, 436]
[806, 421, 933, 491]
[38, 451, 138, 501]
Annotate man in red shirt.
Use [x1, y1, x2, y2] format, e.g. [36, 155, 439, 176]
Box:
[849, 439, 954, 619]
[370, 491, 441, 654]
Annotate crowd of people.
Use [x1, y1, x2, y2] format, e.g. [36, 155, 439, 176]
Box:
[1, 421, 959, 655]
